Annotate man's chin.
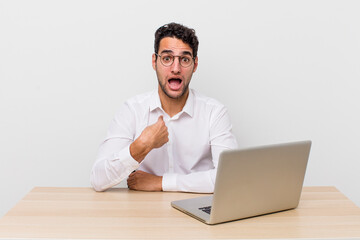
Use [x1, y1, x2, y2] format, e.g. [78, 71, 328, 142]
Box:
[158, 79, 189, 100]
[166, 91, 183, 99]
[164, 88, 188, 100]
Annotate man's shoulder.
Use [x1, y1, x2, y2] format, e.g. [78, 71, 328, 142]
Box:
[191, 89, 225, 109]
[116, 91, 156, 116]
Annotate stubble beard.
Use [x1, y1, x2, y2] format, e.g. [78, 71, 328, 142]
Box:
[158, 78, 190, 100]
[156, 66, 192, 100]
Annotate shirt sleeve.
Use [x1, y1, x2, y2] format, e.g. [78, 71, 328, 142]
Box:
[90, 102, 139, 192]
[162, 106, 238, 193]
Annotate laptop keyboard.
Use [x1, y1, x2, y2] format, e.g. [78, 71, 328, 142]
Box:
[199, 206, 211, 214]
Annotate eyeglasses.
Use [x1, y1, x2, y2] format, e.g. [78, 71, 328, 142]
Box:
[155, 53, 195, 68]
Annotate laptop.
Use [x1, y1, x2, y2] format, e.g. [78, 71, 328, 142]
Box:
[171, 140, 312, 225]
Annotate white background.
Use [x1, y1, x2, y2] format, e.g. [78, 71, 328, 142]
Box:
[1, 0, 359, 217]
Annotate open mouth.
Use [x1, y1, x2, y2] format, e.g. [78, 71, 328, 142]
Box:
[168, 78, 183, 91]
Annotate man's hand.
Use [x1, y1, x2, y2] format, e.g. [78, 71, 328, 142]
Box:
[127, 170, 163, 191]
[139, 115, 169, 149]
[130, 116, 169, 162]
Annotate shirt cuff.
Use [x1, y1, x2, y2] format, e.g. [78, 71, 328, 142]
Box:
[162, 173, 178, 191]
[118, 146, 140, 170]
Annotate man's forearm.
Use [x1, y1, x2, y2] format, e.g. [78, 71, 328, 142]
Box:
[162, 170, 216, 193]
[129, 138, 152, 163]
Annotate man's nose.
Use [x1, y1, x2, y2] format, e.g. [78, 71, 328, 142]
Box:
[171, 57, 181, 74]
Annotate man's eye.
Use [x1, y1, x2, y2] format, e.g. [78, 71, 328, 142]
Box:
[181, 57, 191, 63]
[162, 56, 173, 62]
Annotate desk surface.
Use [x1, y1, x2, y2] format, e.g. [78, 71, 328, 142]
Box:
[0, 186, 359, 239]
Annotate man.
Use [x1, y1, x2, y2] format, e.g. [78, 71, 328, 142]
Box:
[91, 23, 238, 193]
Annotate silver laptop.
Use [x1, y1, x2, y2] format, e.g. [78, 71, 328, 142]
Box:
[171, 140, 312, 225]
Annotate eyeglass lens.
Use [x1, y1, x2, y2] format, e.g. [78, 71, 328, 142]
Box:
[159, 54, 193, 67]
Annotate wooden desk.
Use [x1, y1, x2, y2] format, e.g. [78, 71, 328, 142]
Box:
[0, 186, 359, 239]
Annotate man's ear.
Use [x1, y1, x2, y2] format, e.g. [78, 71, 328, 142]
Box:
[193, 56, 198, 73]
[152, 53, 157, 70]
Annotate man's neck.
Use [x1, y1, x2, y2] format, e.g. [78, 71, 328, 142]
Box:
[158, 88, 189, 118]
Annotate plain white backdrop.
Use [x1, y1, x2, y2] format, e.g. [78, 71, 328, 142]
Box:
[1, 0, 359, 217]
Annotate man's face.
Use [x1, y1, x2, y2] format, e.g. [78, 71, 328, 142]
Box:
[152, 37, 198, 100]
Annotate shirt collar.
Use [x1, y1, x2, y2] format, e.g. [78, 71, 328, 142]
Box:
[181, 89, 194, 117]
[149, 89, 194, 118]
[149, 90, 162, 112]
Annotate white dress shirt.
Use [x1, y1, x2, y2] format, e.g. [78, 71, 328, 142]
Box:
[90, 89, 238, 193]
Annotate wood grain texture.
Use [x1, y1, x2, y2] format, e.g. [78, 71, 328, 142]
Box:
[0, 186, 359, 239]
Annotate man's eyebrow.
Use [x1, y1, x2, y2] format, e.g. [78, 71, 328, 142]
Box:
[160, 49, 193, 57]
[160, 50, 174, 54]
[181, 51, 193, 57]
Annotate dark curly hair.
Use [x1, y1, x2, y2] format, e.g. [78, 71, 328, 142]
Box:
[154, 22, 199, 58]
